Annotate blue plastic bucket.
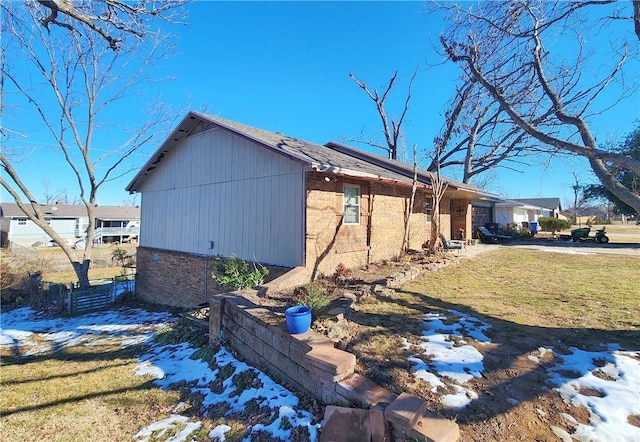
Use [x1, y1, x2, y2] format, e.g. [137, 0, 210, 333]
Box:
[284, 305, 312, 334]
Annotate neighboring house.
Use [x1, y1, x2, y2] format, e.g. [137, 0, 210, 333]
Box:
[495, 197, 565, 227]
[0, 203, 140, 249]
[126, 111, 500, 308]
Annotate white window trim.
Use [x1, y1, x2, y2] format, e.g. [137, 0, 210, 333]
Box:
[426, 198, 433, 223]
[343, 184, 361, 225]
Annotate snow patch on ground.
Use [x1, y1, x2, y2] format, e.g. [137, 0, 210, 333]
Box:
[548, 345, 640, 442]
[134, 341, 319, 440]
[406, 309, 492, 410]
[1, 307, 318, 441]
[405, 309, 640, 441]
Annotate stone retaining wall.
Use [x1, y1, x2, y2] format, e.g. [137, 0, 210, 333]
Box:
[209, 290, 357, 405]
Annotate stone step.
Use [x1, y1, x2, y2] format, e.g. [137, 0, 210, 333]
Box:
[384, 392, 428, 434]
[336, 374, 397, 408]
[396, 410, 460, 442]
[304, 345, 356, 382]
[320, 406, 391, 442]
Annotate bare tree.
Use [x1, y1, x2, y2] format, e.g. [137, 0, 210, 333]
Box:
[402, 144, 419, 256]
[634, 0, 640, 40]
[431, 81, 550, 185]
[439, 0, 640, 213]
[27, 0, 188, 50]
[349, 69, 417, 160]
[350, 68, 542, 187]
[428, 147, 449, 255]
[1, 4, 179, 288]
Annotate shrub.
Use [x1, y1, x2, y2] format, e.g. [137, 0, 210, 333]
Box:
[211, 254, 269, 291]
[503, 223, 531, 240]
[111, 246, 136, 277]
[292, 281, 330, 316]
[537, 217, 571, 232]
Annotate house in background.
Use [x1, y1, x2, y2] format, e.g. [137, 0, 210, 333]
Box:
[495, 197, 565, 228]
[126, 111, 499, 308]
[0, 203, 140, 249]
[512, 198, 564, 219]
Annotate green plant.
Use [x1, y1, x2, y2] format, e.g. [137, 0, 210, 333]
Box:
[537, 216, 571, 232]
[211, 254, 269, 291]
[292, 281, 330, 316]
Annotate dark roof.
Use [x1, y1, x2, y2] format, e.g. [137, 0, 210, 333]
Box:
[127, 111, 494, 200]
[0, 203, 139, 220]
[512, 198, 562, 211]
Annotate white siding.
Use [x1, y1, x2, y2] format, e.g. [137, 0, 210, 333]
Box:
[7, 217, 80, 247]
[138, 128, 305, 268]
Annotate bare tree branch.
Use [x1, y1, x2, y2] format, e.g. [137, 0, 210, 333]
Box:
[1, 3, 181, 287]
[438, 0, 640, 212]
[32, 0, 188, 50]
[349, 68, 417, 160]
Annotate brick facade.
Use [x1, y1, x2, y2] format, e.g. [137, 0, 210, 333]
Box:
[136, 247, 219, 307]
[305, 171, 460, 277]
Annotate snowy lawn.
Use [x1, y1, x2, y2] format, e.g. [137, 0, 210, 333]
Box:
[407, 309, 640, 442]
[0, 306, 319, 441]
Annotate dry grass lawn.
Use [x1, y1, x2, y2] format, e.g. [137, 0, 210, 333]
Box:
[0, 341, 180, 442]
[343, 247, 639, 440]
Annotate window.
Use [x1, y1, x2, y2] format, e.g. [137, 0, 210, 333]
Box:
[343, 184, 360, 225]
[17, 218, 27, 225]
[426, 199, 433, 223]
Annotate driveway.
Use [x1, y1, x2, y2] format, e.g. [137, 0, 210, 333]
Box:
[464, 240, 640, 257]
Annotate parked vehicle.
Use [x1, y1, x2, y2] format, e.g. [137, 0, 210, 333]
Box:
[571, 226, 609, 243]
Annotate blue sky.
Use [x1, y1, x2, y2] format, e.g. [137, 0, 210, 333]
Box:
[3, 1, 639, 208]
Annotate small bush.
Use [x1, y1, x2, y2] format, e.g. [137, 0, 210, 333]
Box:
[211, 254, 269, 291]
[537, 217, 571, 232]
[503, 224, 532, 240]
[292, 281, 330, 316]
[111, 247, 136, 277]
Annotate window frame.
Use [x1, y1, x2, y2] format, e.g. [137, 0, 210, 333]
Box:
[425, 198, 433, 223]
[342, 184, 361, 225]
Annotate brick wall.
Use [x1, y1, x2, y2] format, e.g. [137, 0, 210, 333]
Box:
[306, 172, 449, 277]
[136, 247, 217, 307]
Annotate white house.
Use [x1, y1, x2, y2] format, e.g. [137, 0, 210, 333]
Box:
[495, 197, 564, 228]
[0, 203, 140, 249]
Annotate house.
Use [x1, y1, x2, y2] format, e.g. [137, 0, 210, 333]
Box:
[126, 112, 498, 307]
[0, 203, 140, 249]
[495, 197, 565, 228]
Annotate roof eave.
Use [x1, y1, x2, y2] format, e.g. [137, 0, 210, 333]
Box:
[127, 111, 315, 192]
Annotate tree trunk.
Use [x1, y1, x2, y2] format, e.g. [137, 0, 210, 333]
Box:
[402, 145, 418, 255]
[72, 260, 91, 290]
